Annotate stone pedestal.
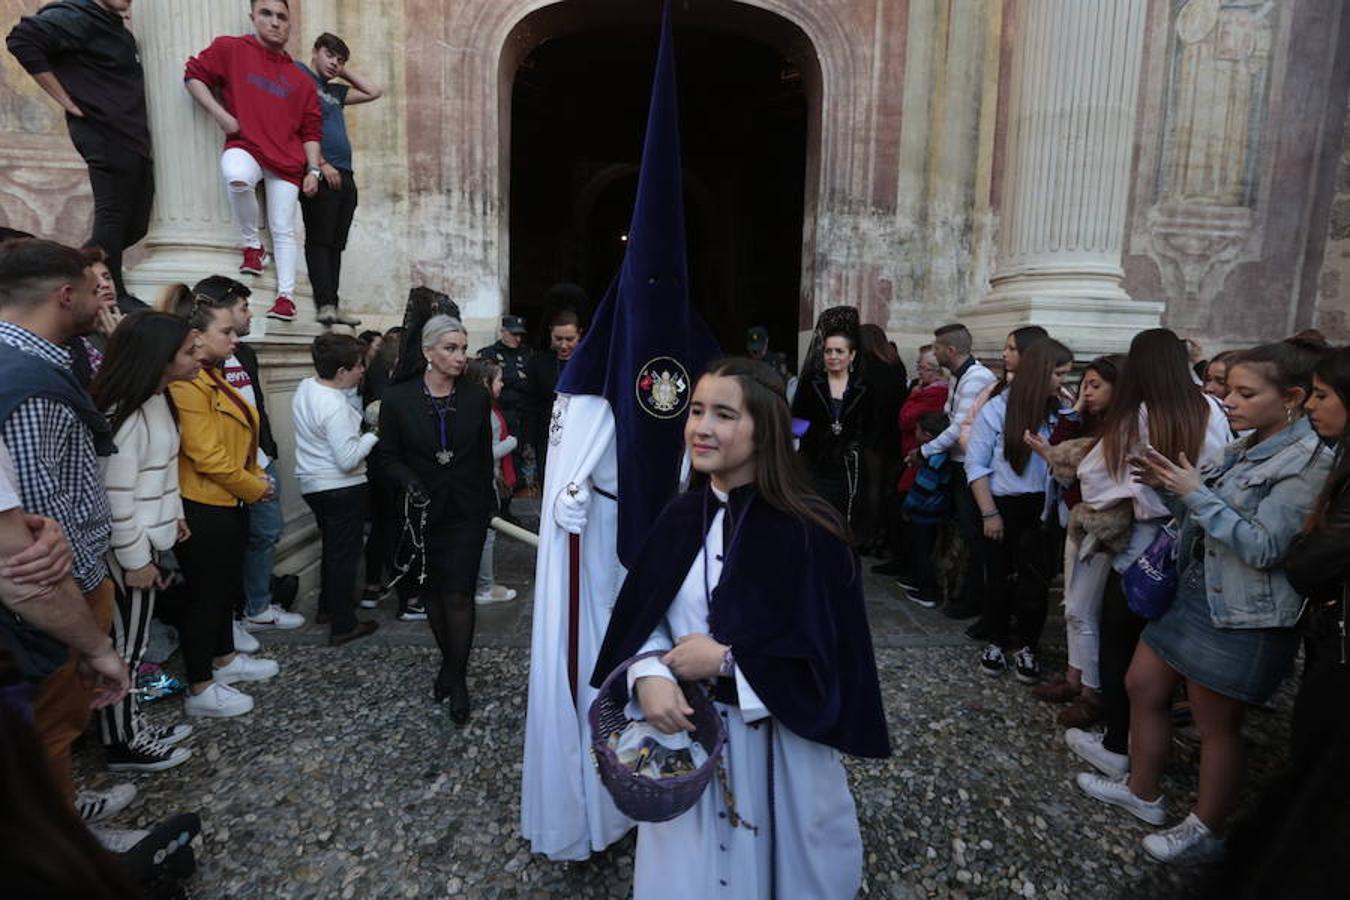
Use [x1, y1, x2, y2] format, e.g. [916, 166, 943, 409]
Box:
[968, 0, 1162, 358]
[123, 0, 322, 588]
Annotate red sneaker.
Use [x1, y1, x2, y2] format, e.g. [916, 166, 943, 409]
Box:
[266, 295, 297, 322]
[239, 246, 270, 276]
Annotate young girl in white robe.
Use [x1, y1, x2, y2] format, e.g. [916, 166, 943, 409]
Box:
[592, 358, 891, 899]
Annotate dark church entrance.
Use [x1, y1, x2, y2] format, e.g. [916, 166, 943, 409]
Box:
[506, 15, 808, 365]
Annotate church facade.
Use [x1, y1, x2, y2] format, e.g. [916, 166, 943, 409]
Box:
[2, 0, 1347, 354]
[2, 0, 1348, 574]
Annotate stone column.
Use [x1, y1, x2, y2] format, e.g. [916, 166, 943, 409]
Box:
[968, 0, 1162, 357]
[123, 1, 323, 590]
[123, 0, 315, 327]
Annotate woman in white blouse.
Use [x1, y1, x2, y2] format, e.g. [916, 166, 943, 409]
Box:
[89, 310, 202, 772]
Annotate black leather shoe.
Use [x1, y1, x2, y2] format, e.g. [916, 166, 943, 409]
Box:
[448, 681, 470, 725]
[328, 620, 379, 647]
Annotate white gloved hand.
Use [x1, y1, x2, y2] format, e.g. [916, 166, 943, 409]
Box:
[554, 482, 591, 534]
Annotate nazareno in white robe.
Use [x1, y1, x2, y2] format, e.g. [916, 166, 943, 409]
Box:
[626, 488, 864, 899]
[520, 394, 635, 860]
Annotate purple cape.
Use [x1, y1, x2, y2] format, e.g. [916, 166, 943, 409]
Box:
[591, 484, 891, 759]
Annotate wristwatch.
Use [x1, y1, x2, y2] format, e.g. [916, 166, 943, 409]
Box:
[305, 165, 322, 178]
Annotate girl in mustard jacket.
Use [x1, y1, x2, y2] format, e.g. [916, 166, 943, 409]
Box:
[165, 279, 280, 719]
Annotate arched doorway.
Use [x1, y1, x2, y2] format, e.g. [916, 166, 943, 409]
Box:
[502, 2, 817, 365]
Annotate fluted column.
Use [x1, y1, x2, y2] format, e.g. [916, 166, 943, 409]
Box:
[123, 0, 314, 325]
[969, 0, 1162, 357]
[123, 1, 323, 587]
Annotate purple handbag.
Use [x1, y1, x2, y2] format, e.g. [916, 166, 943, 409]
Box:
[1122, 522, 1179, 620]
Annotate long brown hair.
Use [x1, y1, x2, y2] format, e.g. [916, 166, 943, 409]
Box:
[1099, 328, 1210, 477]
[1307, 347, 1350, 531]
[859, 323, 899, 366]
[1003, 338, 1072, 473]
[696, 357, 847, 543]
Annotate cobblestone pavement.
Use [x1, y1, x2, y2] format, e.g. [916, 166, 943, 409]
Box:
[72, 516, 1294, 898]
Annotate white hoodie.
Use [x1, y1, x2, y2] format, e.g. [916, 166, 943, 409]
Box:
[292, 376, 378, 495]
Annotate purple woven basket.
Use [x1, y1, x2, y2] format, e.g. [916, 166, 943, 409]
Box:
[588, 651, 727, 823]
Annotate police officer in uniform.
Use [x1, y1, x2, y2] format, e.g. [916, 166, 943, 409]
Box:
[478, 314, 534, 494]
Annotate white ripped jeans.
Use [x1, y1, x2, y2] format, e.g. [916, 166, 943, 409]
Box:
[1063, 533, 1111, 690]
[221, 147, 299, 296]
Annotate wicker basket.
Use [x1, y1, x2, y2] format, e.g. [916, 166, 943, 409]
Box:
[589, 651, 727, 823]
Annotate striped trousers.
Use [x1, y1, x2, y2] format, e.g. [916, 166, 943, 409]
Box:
[98, 562, 157, 747]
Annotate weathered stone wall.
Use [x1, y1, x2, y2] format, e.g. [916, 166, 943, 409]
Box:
[1, 0, 1347, 358]
[1315, 98, 1350, 337]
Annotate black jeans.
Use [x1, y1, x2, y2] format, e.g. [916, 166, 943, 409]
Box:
[300, 169, 358, 309]
[175, 500, 247, 684]
[1099, 569, 1145, 755]
[950, 473, 987, 611]
[304, 483, 369, 635]
[69, 120, 154, 301]
[980, 492, 1051, 650]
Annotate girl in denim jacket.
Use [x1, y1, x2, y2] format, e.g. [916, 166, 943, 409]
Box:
[1078, 342, 1332, 864]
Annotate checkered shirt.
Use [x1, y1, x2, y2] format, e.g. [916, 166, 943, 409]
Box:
[0, 321, 110, 591]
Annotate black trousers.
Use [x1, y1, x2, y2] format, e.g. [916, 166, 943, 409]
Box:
[1292, 626, 1350, 770]
[908, 519, 941, 601]
[300, 169, 358, 309]
[304, 483, 368, 636]
[175, 500, 247, 684]
[69, 121, 153, 301]
[950, 474, 987, 611]
[1099, 569, 1145, 755]
[365, 472, 397, 588]
[980, 492, 1051, 650]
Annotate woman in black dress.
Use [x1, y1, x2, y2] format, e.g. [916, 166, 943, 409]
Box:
[791, 326, 872, 531]
[378, 314, 494, 722]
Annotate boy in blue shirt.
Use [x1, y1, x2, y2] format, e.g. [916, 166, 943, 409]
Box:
[297, 33, 383, 327]
[902, 411, 951, 608]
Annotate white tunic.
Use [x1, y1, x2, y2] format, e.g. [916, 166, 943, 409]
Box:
[521, 395, 635, 860]
[627, 490, 863, 900]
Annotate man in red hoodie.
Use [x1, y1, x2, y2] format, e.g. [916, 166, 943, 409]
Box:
[184, 0, 321, 323]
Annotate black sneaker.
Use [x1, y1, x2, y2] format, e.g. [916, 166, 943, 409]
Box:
[1013, 646, 1041, 684]
[979, 643, 1007, 676]
[359, 586, 384, 610]
[905, 588, 939, 609]
[140, 722, 193, 747]
[107, 735, 192, 773]
[398, 602, 428, 622]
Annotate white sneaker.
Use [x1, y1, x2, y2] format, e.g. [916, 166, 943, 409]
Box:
[1143, 812, 1225, 864]
[184, 681, 254, 718]
[243, 604, 304, 631]
[1075, 772, 1167, 825]
[212, 653, 279, 685]
[1065, 727, 1130, 778]
[91, 825, 150, 853]
[76, 783, 138, 823]
[475, 585, 517, 606]
[232, 619, 261, 653]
